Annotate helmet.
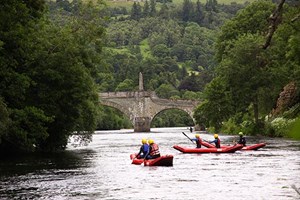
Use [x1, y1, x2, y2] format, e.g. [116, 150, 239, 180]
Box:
[148, 139, 154, 144]
[141, 138, 147, 144]
[214, 134, 218, 138]
[239, 132, 243, 136]
[195, 134, 200, 138]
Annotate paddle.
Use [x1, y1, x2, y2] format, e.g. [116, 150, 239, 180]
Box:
[182, 132, 195, 143]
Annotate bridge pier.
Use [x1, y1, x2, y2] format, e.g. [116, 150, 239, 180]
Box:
[134, 117, 151, 132]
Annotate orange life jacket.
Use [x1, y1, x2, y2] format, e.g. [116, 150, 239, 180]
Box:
[150, 143, 160, 156]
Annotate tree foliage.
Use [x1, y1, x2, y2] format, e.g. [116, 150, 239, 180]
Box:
[0, 0, 106, 153]
[194, 1, 300, 135]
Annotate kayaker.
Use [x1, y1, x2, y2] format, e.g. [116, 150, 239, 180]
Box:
[191, 134, 202, 148]
[136, 138, 149, 159]
[209, 134, 221, 148]
[237, 132, 246, 146]
[145, 139, 161, 159]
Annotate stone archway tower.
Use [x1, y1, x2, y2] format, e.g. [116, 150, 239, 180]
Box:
[139, 72, 144, 91]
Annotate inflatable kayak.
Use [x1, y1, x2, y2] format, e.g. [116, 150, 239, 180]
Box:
[130, 154, 173, 166]
[144, 155, 173, 166]
[173, 144, 243, 153]
[239, 143, 266, 150]
[201, 141, 266, 150]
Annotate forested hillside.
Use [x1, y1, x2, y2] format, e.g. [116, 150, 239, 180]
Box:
[0, 0, 299, 153]
[47, 0, 249, 131]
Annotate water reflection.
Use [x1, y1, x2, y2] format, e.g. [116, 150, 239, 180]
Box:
[0, 127, 300, 200]
[0, 149, 95, 176]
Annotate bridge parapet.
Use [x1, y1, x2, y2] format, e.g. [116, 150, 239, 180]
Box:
[99, 91, 157, 98]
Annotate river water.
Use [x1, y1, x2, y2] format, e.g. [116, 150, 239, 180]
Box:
[0, 127, 300, 200]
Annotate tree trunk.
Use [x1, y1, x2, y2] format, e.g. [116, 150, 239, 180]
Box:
[253, 94, 259, 125]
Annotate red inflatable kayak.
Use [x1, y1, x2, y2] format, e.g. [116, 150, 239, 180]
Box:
[239, 143, 266, 150]
[130, 154, 174, 166]
[144, 155, 173, 166]
[201, 141, 266, 150]
[173, 144, 243, 153]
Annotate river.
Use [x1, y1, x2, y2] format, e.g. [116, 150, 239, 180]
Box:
[0, 127, 300, 200]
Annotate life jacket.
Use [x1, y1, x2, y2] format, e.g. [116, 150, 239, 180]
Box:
[196, 138, 202, 148]
[238, 136, 246, 146]
[150, 143, 160, 156]
[216, 138, 221, 148]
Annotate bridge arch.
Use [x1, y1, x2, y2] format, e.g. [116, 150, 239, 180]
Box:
[100, 99, 134, 123]
[99, 102, 134, 128]
[151, 108, 195, 127]
[150, 108, 195, 123]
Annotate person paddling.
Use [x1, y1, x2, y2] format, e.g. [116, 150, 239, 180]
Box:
[209, 134, 221, 148]
[237, 132, 246, 146]
[136, 138, 149, 159]
[145, 139, 161, 159]
[191, 134, 202, 148]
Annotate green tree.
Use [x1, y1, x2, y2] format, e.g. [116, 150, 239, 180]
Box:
[109, 52, 140, 85]
[152, 44, 170, 58]
[143, 0, 150, 17]
[194, 77, 232, 131]
[152, 109, 194, 127]
[182, 0, 194, 22]
[149, 0, 157, 17]
[0, 98, 9, 144]
[182, 91, 200, 100]
[179, 72, 211, 92]
[196, 1, 300, 135]
[267, 6, 300, 89]
[97, 107, 132, 130]
[217, 34, 269, 125]
[215, 1, 275, 61]
[158, 2, 170, 19]
[107, 20, 139, 46]
[194, 0, 204, 25]
[0, 0, 107, 153]
[115, 79, 135, 91]
[155, 83, 180, 99]
[131, 2, 142, 20]
[148, 19, 182, 48]
[0, 0, 51, 153]
[205, 0, 218, 12]
[97, 72, 116, 92]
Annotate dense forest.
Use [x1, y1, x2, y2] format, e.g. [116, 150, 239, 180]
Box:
[0, 0, 299, 154]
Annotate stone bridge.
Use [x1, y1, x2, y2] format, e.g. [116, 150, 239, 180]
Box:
[99, 72, 200, 132]
[99, 91, 199, 132]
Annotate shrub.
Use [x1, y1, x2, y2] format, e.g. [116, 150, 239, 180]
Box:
[220, 118, 240, 134]
[266, 117, 296, 137]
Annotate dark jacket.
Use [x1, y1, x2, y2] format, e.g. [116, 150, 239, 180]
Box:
[238, 136, 246, 146]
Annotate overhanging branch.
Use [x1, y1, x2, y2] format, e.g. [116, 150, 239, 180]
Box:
[291, 13, 300, 23]
[262, 0, 286, 49]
